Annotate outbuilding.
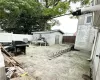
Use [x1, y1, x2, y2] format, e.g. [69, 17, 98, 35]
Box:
[32, 30, 64, 46]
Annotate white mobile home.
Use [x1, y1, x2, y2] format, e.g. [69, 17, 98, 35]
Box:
[32, 30, 64, 46]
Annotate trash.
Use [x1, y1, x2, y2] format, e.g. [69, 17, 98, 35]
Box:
[5, 66, 28, 79]
[20, 72, 28, 77]
[1, 46, 22, 67]
[0, 45, 30, 79]
[6, 67, 17, 79]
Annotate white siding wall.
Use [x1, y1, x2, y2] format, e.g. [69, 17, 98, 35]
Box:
[91, 0, 100, 80]
[96, 61, 100, 80]
[42, 34, 55, 45]
[0, 48, 6, 80]
[0, 33, 13, 42]
[75, 14, 95, 51]
[92, 32, 100, 80]
[32, 32, 63, 46]
[12, 34, 32, 41]
[33, 34, 40, 41]
[0, 33, 33, 42]
[75, 25, 95, 51]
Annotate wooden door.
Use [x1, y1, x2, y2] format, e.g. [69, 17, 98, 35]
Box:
[55, 35, 59, 44]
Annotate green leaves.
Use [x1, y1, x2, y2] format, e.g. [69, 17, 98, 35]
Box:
[0, 0, 90, 34]
[0, 0, 42, 18]
[69, 0, 90, 5]
[81, 0, 90, 5]
[43, 1, 70, 16]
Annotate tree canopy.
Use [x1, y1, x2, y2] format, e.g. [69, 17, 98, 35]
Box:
[0, 0, 90, 34]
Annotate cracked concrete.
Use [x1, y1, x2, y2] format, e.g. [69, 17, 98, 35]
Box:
[14, 44, 90, 80]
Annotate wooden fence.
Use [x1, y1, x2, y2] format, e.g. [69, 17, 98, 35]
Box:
[62, 36, 76, 43]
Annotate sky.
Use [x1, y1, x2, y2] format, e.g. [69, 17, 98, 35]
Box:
[51, 2, 81, 33]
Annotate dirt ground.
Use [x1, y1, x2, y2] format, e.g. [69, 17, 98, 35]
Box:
[15, 44, 90, 80]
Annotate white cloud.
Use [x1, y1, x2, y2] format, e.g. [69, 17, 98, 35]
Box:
[70, 2, 81, 11]
[51, 2, 80, 33]
[51, 15, 78, 33]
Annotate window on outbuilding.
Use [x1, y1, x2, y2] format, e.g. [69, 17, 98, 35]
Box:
[86, 16, 92, 23]
[84, 14, 92, 24]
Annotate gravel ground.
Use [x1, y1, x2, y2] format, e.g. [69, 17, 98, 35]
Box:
[15, 44, 90, 80]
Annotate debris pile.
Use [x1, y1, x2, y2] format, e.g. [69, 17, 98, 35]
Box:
[49, 46, 71, 60]
[1, 46, 29, 80]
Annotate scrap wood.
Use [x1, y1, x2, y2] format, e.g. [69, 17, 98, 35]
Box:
[5, 66, 29, 79]
[1, 46, 20, 64]
[3, 53, 16, 67]
[16, 66, 28, 77]
[1, 46, 22, 68]
[1, 45, 31, 79]
[6, 67, 17, 78]
[9, 66, 31, 80]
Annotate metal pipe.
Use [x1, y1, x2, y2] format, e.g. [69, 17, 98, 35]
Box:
[81, 4, 100, 13]
[90, 29, 98, 60]
[72, 4, 100, 16]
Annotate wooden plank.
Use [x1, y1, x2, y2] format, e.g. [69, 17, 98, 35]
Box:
[1, 46, 22, 67]
[3, 53, 15, 66]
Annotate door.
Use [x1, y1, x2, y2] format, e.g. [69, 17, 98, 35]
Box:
[55, 35, 59, 44]
[93, 33, 100, 80]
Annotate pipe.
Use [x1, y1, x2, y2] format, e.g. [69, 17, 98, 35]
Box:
[81, 4, 100, 13]
[90, 29, 99, 60]
[72, 4, 100, 16]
